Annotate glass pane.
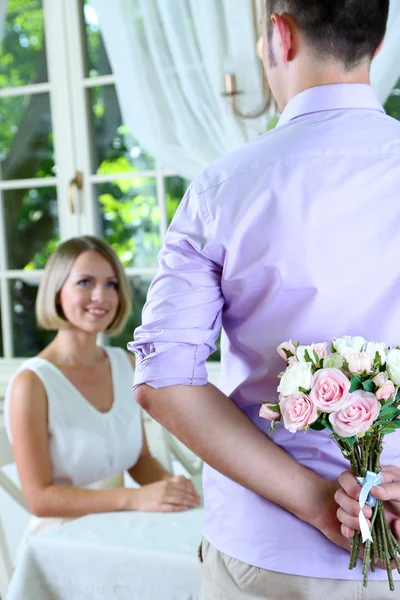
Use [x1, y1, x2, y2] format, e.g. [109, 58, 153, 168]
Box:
[385, 79, 400, 121]
[95, 178, 161, 268]
[0, 0, 48, 89]
[88, 85, 155, 173]
[0, 93, 55, 180]
[110, 275, 152, 350]
[10, 278, 55, 357]
[165, 176, 190, 225]
[82, 0, 112, 78]
[4, 186, 59, 270]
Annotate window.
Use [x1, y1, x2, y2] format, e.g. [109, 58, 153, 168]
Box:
[0, 0, 189, 378]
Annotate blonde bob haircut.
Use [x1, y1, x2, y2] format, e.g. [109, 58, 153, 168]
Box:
[36, 236, 132, 336]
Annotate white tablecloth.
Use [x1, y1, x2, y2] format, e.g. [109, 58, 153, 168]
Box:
[7, 509, 203, 599]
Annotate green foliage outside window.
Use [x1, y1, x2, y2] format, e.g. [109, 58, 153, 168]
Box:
[385, 79, 400, 120]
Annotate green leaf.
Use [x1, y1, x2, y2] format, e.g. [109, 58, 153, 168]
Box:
[267, 418, 281, 435]
[349, 376, 363, 393]
[321, 414, 333, 431]
[396, 388, 400, 403]
[319, 358, 324, 368]
[309, 420, 326, 431]
[313, 350, 319, 364]
[261, 402, 281, 414]
[380, 398, 393, 411]
[378, 423, 400, 435]
[373, 351, 381, 369]
[343, 436, 357, 446]
[304, 349, 313, 363]
[298, 386, 310, 394]
[379, 407, 400, 420]
[343, 358, 350, 373]
[282, 348, 294, 359]
[362, 379, 376, 393]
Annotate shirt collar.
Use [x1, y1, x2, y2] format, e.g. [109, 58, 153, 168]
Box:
[277, 83, 384, 127]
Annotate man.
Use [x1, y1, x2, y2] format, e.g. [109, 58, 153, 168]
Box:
[129, 1, 400, 598]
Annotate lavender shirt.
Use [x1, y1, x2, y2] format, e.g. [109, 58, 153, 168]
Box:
[130, 84, 400, 580]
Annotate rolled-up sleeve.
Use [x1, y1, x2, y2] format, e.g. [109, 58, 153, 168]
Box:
[128, 181, 224, 389]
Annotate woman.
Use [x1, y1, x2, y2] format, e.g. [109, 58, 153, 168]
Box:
[4, 236, 199, 536]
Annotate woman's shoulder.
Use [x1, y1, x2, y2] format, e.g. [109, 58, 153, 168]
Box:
[8, 356, 50, 388]
[10, 364, 47, 396]
[6, 358, 51, 410]
[5, 356, 62, 415]
[4, 361, 49, 443]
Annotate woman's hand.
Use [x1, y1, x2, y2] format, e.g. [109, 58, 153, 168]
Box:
[336, 467, 400, 539]
[127, 475, 201, 512]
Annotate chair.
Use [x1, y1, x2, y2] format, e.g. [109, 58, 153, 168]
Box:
[0, 424, 28, 598]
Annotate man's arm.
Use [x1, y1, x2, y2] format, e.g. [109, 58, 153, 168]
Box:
[136, 382, 339, 532]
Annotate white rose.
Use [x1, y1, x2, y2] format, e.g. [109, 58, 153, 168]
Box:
[386, 349, 400, 385]
[296, 344, 318, 364]
[277, 362, 313, 396]
[333, 335, 366, 356]
[365, 341, 386, 365]
[323, 353, 343, 369]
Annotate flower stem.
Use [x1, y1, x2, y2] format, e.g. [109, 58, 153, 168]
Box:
[378, 502, 395, 592]
[349, 531, 362, 570]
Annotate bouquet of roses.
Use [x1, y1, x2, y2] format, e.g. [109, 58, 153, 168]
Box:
[260, 335, 400, 590]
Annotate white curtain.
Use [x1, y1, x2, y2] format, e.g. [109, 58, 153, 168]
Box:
[92, 0, 268, 179]
[371, 0, 400, 103]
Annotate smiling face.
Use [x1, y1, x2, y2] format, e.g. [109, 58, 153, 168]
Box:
[58, 250, 120, 334]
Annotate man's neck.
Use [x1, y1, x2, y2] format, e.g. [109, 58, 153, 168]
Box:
[281, 59, 371, 110]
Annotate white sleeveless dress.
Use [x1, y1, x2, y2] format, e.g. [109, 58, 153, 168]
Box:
[4, 346, 142, 537]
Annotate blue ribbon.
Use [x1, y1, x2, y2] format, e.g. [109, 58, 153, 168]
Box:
[356, 470, 381, 542]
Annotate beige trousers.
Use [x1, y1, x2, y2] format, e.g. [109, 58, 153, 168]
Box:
[200, 539, 400, 600]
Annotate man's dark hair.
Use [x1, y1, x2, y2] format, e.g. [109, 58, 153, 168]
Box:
[265, 1, 389, 68]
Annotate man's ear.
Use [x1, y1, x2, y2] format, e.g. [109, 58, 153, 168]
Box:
[373, 39, 384, 60]
[270, 13, 296, 63]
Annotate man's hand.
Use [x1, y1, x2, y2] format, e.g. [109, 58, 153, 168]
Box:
[371, 466, 400, 517]
[336, 467, 400, 539]
[311, 479, 353, 553]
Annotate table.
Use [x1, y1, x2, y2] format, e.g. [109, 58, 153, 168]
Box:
[7, 508, 203, 599]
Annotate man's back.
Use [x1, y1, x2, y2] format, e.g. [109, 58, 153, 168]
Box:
[198, 84, 400, 409]
[189, 83, 400, 579]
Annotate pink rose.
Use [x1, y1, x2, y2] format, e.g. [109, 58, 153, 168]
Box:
[372, 372, 388, 387]
[376, 380, 395, 401]
[259, 403, 280, 421]
[277, 340, 296, 363]
[329, 390, 381, 438]
[309, 368, 350, 412]
[344, 352, 372, 374]
[279, 393, 318, 433]
[314, 343, 328, 359]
